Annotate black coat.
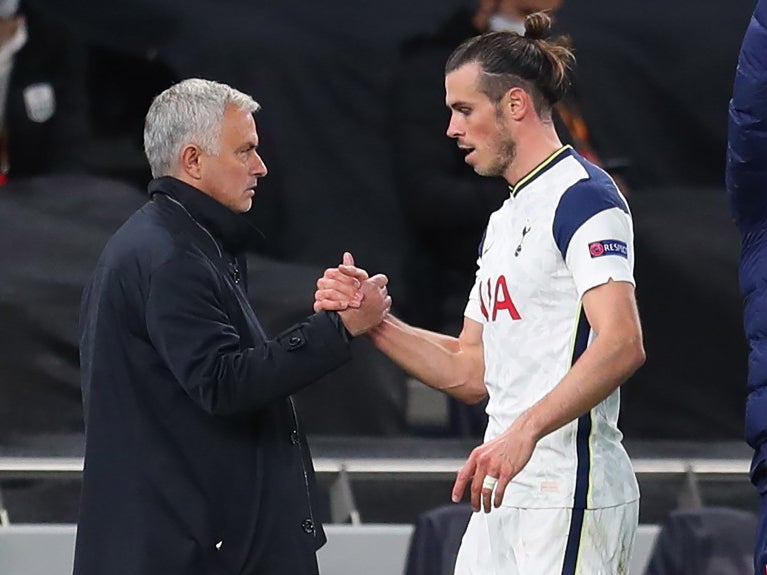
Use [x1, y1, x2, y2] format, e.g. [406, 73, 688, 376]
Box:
[75, 176, 352, 575]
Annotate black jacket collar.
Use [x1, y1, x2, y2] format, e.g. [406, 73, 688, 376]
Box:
[148, 176, 256, 253]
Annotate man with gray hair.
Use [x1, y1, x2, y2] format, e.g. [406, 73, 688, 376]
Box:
[75, 78, 391, 575]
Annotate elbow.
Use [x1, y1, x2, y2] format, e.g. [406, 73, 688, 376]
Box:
[623, 336, 646, 379]
[450, 373, 487, 405]
[463, 387, 488, 405]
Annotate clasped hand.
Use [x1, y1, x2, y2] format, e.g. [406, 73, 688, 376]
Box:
[315, 252, 391, 336]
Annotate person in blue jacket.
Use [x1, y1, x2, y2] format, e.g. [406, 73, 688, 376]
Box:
[726, 0, 767, 572]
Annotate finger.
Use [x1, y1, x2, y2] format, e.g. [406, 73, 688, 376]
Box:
[342, 251, 355, 266]
[470, 470, 485, 513]
[338, 265, 369, 281]
[319, 271, 361, 289]
[451, 460, 475, 505]
[369, 273, 389, 288]
[314, 299, 348, 312]
[315, 288, 358, 304]
[494, 473, 510, 509]
[317, 277, 360, 294]
[482, 478, 494, 513]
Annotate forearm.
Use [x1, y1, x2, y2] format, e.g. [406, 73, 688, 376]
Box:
[514, 330, 645, 441]
[368, 315, 486, 404]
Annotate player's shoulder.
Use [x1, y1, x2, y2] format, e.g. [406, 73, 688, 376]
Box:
[560, 154, 626, 207]
[555, 157, 628, 223]
[552, 155, 630, 254]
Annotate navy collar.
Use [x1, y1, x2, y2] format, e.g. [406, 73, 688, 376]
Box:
[148, 176, 260, 253]
[510, 145, 573, 198]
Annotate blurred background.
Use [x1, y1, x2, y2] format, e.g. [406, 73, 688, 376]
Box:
[0, 0, 759, 572]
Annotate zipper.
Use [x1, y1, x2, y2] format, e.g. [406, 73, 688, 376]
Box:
[163, 193, 314, 533]
[164, 195, 243, 285]
[289, 397, 316, 538]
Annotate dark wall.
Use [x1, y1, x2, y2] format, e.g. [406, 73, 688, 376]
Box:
[14, 0, 755, 440]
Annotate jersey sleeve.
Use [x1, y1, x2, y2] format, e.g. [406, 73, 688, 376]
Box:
[553, 175, 635, 298]
[464, 259, 485, 323]
[464, 222, 492, 323]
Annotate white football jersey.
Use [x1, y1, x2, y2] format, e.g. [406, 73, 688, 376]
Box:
[465, 146, 640, 509]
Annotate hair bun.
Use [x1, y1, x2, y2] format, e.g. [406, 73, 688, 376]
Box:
[524, 12, 552, 41]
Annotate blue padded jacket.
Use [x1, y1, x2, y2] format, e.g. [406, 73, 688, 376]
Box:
[727, 0, 767, 489]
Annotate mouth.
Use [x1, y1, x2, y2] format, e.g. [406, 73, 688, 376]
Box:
[461, 148, 476, 164]
[458, 143, 475, 161]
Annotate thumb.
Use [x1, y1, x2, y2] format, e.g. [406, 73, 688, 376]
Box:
[369, 273, 389, 287]
[343, 251, 355, 266]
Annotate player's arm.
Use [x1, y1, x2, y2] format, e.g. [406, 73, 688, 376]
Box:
[454, 179, 644, 512]
[516, 279, 643, 438]
[314, 254, 486, 404]
[368, 314, 486, 405]
[452, 278, 644, 512]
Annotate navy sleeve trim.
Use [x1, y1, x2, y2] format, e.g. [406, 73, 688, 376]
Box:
[553, 173, 628, 258]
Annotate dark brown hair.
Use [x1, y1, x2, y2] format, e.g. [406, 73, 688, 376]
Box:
[445, 12, 575, 116]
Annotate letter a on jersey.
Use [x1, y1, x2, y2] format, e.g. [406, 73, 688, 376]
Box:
[479, 275, 522, 321]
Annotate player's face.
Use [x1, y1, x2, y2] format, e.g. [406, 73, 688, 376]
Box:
[198, 105, 268, 213]
[445, 63, 516, 179]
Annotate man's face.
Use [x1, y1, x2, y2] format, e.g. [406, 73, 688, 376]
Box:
[199, 105, 268, 213]
[445, 63, 516, 178]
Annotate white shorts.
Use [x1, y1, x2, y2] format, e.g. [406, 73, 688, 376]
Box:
[453, 500, 639, 575]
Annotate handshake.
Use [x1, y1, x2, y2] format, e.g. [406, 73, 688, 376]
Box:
[314, 252, 391, 337]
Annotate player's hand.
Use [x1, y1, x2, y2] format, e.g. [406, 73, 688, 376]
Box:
[338, 273, 391, 336]
[451, 422, 537, 513]
[314, 252, 369, 312]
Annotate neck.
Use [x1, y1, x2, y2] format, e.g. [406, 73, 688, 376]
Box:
[504, 123, 563, 186]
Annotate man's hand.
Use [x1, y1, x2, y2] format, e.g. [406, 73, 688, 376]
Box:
[451, 422, 537, 513]
[314, 252, 392, 335]
[314, 252, 369, 312]
[338, 274, 391, 336]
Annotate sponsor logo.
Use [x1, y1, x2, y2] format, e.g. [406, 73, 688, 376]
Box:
[589, 239, 628, 259]
[479, 275, 521, 322]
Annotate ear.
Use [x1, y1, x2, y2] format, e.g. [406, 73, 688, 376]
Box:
[179, 144, 204, 180]
[505, 87, 532, 121]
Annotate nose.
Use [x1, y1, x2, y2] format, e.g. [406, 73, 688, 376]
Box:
[446, 113, 461, 139]
[252, 152, 268, 177]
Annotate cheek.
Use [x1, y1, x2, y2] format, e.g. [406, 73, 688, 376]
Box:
[470, 123, 497, 150]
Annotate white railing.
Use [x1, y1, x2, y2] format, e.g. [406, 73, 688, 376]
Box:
[0, 455, 751, 480]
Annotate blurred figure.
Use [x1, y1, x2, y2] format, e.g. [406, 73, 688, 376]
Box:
[0, 0, 90, 181]
[726, 0, 767, 572]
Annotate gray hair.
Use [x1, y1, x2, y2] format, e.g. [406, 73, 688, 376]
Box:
[143, 78, 260, 178]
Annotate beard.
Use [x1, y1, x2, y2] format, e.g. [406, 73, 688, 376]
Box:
[475, 137, 516, 178]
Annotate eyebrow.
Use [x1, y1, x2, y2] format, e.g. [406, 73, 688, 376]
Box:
[447, 100, 471, 110]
